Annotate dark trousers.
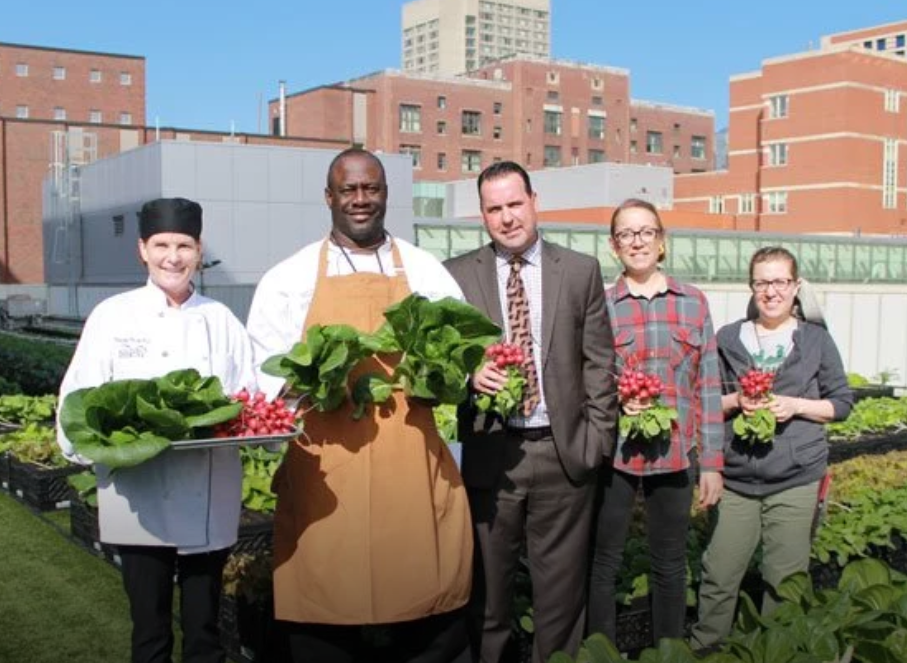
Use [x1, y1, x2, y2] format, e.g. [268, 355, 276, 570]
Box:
[284, 609, 471, 663]
[119, 545, 230, 663]
[588, 466, 693, 644]
[468, 433, 595, 663]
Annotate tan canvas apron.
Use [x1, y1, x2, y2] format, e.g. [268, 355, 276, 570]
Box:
[272, 239, 472, 625]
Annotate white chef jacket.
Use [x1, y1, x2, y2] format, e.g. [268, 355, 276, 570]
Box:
[246, 236, 464, 397]
[57, 280, 256, 552]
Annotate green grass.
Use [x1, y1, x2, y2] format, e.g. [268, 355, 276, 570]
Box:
[0, 493, 131, 662]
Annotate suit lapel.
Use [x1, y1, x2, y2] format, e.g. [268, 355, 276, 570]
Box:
[541, 240, 563, 366]
[474, 244, 505, 329]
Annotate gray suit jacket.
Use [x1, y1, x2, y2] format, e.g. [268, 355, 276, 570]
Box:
[445, 240, 618, 484]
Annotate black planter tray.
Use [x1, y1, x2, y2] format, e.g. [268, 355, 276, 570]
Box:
[69, 497, 121, 566]
[170, 427, 301, 452]
[0, 451, 10, 491]
[8, 457, 82, 511]
[828, 429, 907, 464]
[234, 509, 275, 556]
[219, 593, 289, 663]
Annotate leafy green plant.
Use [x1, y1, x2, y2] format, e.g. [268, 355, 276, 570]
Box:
[827, 397, 907, 441]
[59, 368, 242, 469]
[222, 552, 273, 605]
[0, 334, 74, 395]
[262, 324, 375, 414]
[67, 470, 98, 507]
[0, 423, 66, 467]
[433, 404, 458, 443]
[240, 446, 283, 513]
[812, 486, 907, 567]
[846, 372, 869, 388]
[0, 394, 56, 426]
[355, 295, 501, 411]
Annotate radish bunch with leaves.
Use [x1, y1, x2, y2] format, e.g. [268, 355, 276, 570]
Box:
[617, 367, 678, 443]
[475, 342, 528, 419]
[733, 368, 777, 445]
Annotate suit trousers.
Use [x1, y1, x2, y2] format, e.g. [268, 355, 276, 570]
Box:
[587, 466, 693, 645]
[119, 545, 230, 663]
[468, 430, 595, 663]
[690, 482, 819, 649]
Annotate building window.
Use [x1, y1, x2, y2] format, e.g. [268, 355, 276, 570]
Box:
[437, 120, 447, 135]
[90, 68, 102, 83]
[591, 77, 603, 91]
[587, 115, 605, 140]
[16, 105, 29, 119]
[765, 192, 788, 214]
[120, 112, 133, 125]
[543, 110, 562, 135]
[769, 94, 788, 119]
[493, 126, 502, 140]
[691, 135, 707, 160]
[883, 138, 898, 209]
[16, 63, 28, 77]
[437, 152, 447, 171]
[708, 196, 725, 214]
[461, 150, 482, 173]
[112, 215, 125, 237]
[673, 145, 681, 159]
[768, 143, 788, 166]
[898, 34, 906, 48]
[53, 66, 66, 80]
[877, 38, 886, 51]
[588, 149, 605, 164]
[630, 118, 637, 133]
[591, 95, 603, 107]
[885, 89, 900, 113]
[739, 193, 756, 215]
[546, 71, 559, 85]
[493, 101, 502, 115]
[437, 95, 447, 109]
[630, 140, 637, 154]
[400, 144, 422, 169]
[462, 110, 482, 136]
[546, 90, 559, 102]
[399, 104, 422, 132]
[89, 109, 102, 124]
[54, 107, 66, 121]
[543, 145, 561, 167]
[120, 71, 132, 86]
[646, 131, 663, 154]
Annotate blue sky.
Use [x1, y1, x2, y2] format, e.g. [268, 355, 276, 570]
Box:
[2, 1, 904, 133]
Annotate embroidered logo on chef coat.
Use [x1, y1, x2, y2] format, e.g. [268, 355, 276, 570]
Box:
[114, 336, 150, 359]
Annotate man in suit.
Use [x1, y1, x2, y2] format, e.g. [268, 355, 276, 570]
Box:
[444, 161, 618, 663]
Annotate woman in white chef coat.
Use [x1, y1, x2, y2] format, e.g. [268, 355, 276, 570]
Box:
[57, 197, 256, 663]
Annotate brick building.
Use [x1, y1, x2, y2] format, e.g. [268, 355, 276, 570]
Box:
[674, 21, 907, 235]
[273, 56, 715, 182]
[0, 42, 348, 285]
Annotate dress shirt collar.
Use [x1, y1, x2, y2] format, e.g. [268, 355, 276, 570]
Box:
[494, 236, 542, 268]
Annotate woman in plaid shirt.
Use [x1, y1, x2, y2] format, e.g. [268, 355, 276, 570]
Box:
[587, 198, 724, 644]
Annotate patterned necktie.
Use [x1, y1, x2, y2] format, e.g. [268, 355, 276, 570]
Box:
[506, 256, 541, 416]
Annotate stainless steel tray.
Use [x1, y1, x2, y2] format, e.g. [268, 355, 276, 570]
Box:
[170, 426, 303, 451]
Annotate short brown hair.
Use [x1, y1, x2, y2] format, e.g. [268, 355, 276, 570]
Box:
[748, 246, 799, 284]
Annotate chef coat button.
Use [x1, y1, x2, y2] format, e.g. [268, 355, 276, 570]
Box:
[202, 356, 208, 361]
[162, 351, 169, 358]
[158, 312, 165, 318]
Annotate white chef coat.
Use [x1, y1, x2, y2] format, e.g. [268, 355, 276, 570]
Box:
[246, 235, 464, 397]
[57, 280, 257, 552]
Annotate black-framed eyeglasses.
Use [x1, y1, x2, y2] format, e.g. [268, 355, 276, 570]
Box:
[751, 278, 796, 293]
[613, 227, 661, 247]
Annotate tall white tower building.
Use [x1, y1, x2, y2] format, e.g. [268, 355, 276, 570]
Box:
[402, 0, 551, 75]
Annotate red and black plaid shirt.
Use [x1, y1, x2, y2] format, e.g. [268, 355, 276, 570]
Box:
[606, 275, 724, 475]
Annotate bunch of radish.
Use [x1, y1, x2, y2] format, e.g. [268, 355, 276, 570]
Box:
[215, 389, 298, 438]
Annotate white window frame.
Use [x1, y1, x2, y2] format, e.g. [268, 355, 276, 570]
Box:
[461, 149, 482, 173]
[119, 111, 133, 126]
[54, 107, 66, 121]
[883, 138, 898, 209]
[691, 135, 707, 160]
[89, 109, 102, 124]
[53, 66, 66, 80]
[769, 94, 789, 119]
[768, 143, 788, 167]
[739, 193, 756, 215]
[765, 191, 788, 214]
[399, 104, 422, 133]
[15, 105, 29, 119]
[90, 69, 102, 83]
[15, 63, 28, 77]
[119, 71, 132, 86]
[708, 196, 725, 214]
[885, 89, 900, 113]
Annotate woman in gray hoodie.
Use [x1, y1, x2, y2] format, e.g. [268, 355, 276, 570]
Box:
[691, 246, 853, 649]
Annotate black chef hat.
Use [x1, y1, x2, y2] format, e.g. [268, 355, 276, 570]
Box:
[138, 198, 202, 240]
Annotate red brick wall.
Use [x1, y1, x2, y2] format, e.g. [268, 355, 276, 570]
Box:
[629, 103, 714, 173]
[0, 43, 145, 125]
